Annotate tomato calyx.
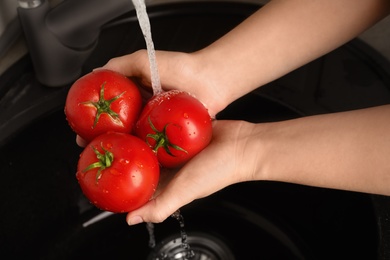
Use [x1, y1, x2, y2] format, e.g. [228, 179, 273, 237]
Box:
[83, 143, 114, 183]
[146, 116, 188, 157]
[81, 82, 125, 128]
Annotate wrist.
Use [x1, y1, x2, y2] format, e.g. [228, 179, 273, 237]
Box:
[188, 51, 232, 117]
[231, 121, 273, 183]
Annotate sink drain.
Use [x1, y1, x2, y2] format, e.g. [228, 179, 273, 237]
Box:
[148, 232, 235, 260]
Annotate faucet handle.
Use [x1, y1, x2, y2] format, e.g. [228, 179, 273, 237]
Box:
[18, 1, 95, 87]
[17, 0, 132, 87]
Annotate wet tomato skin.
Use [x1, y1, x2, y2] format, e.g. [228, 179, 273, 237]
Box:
[76, 132, 160, 213]
[135, 90, 212, 168]
[65, 69, 142, 143]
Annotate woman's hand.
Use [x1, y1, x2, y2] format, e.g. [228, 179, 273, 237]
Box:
[103, 50, 228, 118]
[125, 120, 264, 225]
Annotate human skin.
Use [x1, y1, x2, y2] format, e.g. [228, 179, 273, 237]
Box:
[98, 0, 390, 225]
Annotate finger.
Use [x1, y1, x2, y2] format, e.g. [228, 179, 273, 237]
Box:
[76, 135, 88, 147]
[102, 50, 149, 78]
[152, 168, 179, 198]
[126, 193, 185, 225]
[126, 168, 198, 225]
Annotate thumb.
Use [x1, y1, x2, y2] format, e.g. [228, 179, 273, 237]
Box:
[126, 165, 201, 225]
[126, 187, 190, 225]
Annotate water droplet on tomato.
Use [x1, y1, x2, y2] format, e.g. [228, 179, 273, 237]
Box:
[183, 113, 189, 119]
[119, 158, 130, 164]
[110, 169, 121, 175]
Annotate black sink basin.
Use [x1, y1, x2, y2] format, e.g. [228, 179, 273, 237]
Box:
[1, 2, 390, 259]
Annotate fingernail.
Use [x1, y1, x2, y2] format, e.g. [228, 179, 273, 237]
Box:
[128, 216, 143, 226]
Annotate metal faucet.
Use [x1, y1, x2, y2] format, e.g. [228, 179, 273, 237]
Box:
[17, 0, 133, 87]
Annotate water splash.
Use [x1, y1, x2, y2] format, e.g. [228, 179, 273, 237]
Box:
[171, 210, 195, 259]
[146, 210, 195, 260]
[146, 222, 156, 248]
[131, 0, 162, 95]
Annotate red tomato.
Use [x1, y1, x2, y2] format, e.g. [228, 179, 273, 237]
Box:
[65, 69, 142, 143]
[135, 90, 212, 168]
[76, 132, 160, 213]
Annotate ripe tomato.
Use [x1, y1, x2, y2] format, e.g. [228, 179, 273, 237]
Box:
[135, 90, 212, 168]
[76, 132, 160, 213]
[65, 69, 142, 143]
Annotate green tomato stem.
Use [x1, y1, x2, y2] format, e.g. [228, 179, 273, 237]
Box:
[83, 143, 114, 183]
[146, 116, 188, 156]
[81, 82, 125, 128]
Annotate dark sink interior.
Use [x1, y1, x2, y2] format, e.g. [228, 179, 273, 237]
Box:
[1, 2, 390, 259]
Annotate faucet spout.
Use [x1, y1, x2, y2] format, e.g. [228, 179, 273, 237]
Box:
[17, 0, 133, 87]
[18, 0, 43, 9]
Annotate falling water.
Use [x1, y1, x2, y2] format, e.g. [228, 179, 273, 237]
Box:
[146, 222, 156, 248]
[171, 210, 195, 259]
[147, 210, 195, 260]
[131, 0, 162, 95]
[146, 222, 168, 260]
[131, 1, 194, 258]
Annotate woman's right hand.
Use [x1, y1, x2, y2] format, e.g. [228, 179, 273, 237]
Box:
[102, 50, 228, 118]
